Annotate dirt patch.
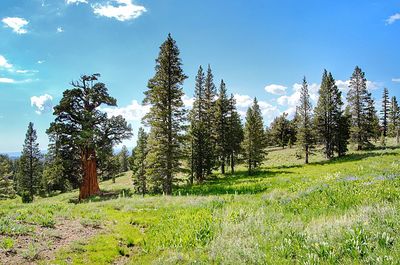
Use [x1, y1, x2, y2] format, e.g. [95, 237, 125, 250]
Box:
[0, 218, 100, 265]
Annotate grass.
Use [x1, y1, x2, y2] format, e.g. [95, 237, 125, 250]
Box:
[1, 140, 400, 264]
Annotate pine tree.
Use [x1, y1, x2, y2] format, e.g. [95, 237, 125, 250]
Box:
[132, 128, 148, 196]
[347, 66, 371, 150]
[314, 70, 343, 159]
[214, 80, 230, 174]
[336, 106, 351, 157]
[203, 65, 217, 175]
[0, 155, 16, 200]
[227, 94, 244, 173]
[365, 93, 380, 143]
[389, 96, 400, 144]
[189, 66, 207, 183]
[118, 145, 130, 173]
[17, 122, 42, 202]
[270, 113, 290, 148]
[143, 34, 187, 194]
[296, 77, 314, 164]
[242, 98, 266, 173]
[381, 88, 390, 137]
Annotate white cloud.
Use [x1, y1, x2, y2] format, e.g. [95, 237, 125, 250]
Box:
[102, 100, 150, 121]
[66, 0, 88, 4]
[57, 27, 64, 33]
[92, 0, 146, 21]
[2, 17, 29, 34]
[16, 69, 38, 74]
[0, 77, 15, 83]
[0, 55, 13, 69]
[37, 60, 45, 64]
[31, 94, 53, 114]
[386, 13, 400, 25]
[392, 78, 400, 83]
[234, 93, 253, 108]
[182, 95, 194, 109]
[264, 84, 287, 95]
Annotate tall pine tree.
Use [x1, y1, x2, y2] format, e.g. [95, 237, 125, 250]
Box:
[270, 112, 290, 149]
[347, 66, 371, 150]
[227, 94, 244, 173]
[132, 128, 148, 196]
[143, 34, 187, 194]
[242, 98, 266, 173]
[18, 122, 42, 202]
[189, 66, 207, 183]
[296, 77, 314, 164]
[389, 96, 400, 144]
[214, 80, 230, 174]
[381, 87, 390, 137]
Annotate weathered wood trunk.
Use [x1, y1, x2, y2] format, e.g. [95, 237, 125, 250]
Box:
[79, 147, 100, 200]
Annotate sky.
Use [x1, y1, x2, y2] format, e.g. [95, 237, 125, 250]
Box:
[0, 0, 399, 153]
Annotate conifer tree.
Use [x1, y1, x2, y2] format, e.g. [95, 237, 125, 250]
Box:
[17, 122, 42, 202]
[214, 80, 230, 174]
[347, 66, 371, 150]
[143, 34, 187, 194]
[189, 66, 207, 183]
[270, 112, 290, 148]
[242, 98, 266, 173]
[336, 106, 351, 157]
[132, 128, 148, 196]
[365, 93, 380, 143]
[389, 96, 400, 144]
[203, 65, 217, 175]
[227, 94, 244, 173]
[118, 145, 130, 173]
[381, 88, 390, 137]
[296, 77, 314, 164]
[0, 155, 16, 200]
[314, 70, 343, 158]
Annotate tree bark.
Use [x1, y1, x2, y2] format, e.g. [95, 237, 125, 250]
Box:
[79, 147, 100, 200]
[305, 145, 309, 164]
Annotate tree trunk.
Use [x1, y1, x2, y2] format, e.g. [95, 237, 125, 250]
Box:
[230, 154, 234, 174]
[79, 147, 100, 200]
[305, 145, 309, 164]
[221, 158, 225, 174]
[397, 129, 399, 145]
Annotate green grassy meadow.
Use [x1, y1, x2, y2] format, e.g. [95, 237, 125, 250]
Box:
[1, 142, 400, 264]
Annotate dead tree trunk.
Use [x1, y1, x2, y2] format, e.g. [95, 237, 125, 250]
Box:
[79, 147, 100, 200]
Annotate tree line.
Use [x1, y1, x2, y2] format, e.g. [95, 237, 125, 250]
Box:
[1, 34, 399, 201]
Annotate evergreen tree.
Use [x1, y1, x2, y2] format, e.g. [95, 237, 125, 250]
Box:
[0, 155, 16, 200]
[242, 98, 266, 173]
[314, 70, 343, 159]
[214, 80, 230, 174]
[365, 93, 380, 143]
[189, 66, 207, 183]
[132, 128, 148, 196]
[227, 94, 244, 173]
[48, 74, 132, 199]
[203, 65, 217, 175]
[270, 112, 290, 148]
[389, 96, 400, 144]
[336, 106, 351, 157]
[18, 122, 42, 202]
[118, 145, 130, 173]
[143, 34, 187, 194]
[347, 66, 371, 150]
[381, 87, 390, 137]
[42, 146, 67, 194]
[296, 77, 314, 164]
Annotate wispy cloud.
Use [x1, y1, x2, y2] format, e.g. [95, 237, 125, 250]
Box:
[386, 13, 400, 25]
[0, 77, 16, 83]
[57, 27, 64, 33]
[101, 99, 150, 121]
[92, 0, 146, 21]
[37, 60, 45, 64]
[66, 0, 88, 5]
[392, 78, 400, 83]
[31, 94, 53, 114]
[2, 17, 29, 34]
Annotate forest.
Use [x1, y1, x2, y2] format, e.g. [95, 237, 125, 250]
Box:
[1, 34, 400, 264]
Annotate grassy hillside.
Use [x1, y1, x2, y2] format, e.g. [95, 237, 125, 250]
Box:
[1, 143, 400, 264]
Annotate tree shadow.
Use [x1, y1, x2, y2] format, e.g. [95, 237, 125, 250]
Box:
[174, 169, 292, 196]
[69, 188, 134, 204]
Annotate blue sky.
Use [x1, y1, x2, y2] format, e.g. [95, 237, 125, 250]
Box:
[0, 0, 399, 152]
